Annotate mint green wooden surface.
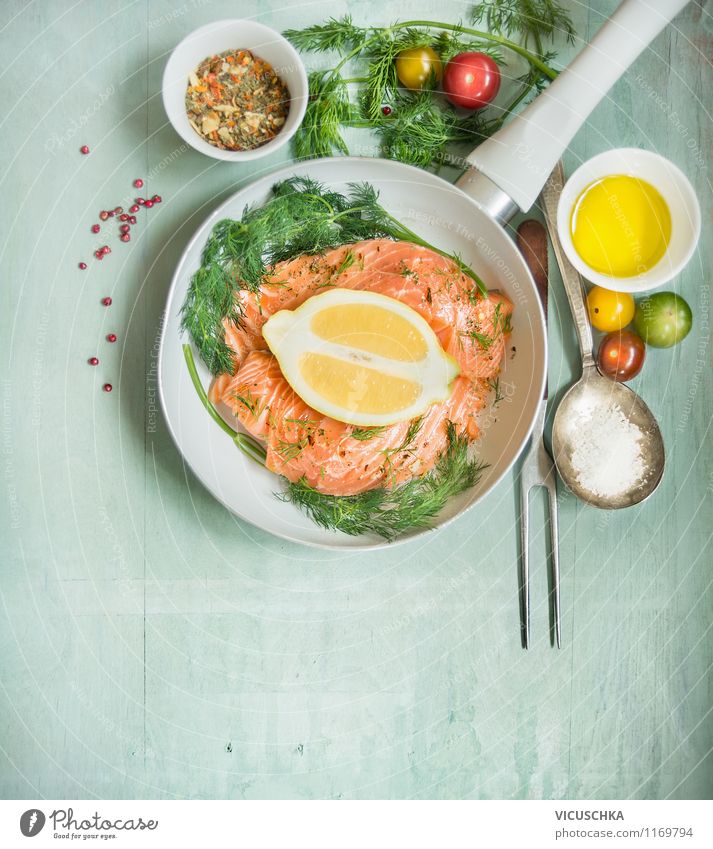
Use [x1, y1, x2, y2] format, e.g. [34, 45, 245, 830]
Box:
[1, 1, 711, 800]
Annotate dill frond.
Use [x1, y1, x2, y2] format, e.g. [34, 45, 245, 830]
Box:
[280, 421, 487, 540]
[350, 426, 387, 441]
[487, 377, 504, 405]
[283, 16, 367, 52]
[184, 344, 488, 540]
[182, 177, 486, 375]
[294, 71, 353, 160]
[334, 249, 356, 276]
[470, 0, 575, 47]
[284, 4, 575, 167]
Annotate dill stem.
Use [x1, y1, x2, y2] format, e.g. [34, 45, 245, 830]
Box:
[329, 20, 557, 81]
[378, 208, 488, 297]
[183, 344, 267, 466]
[395, 20, 557, 79]
[299, 191, 335, 214]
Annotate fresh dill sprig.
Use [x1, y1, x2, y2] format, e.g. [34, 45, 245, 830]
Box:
[377, 90, 458, 168]
[285, 416, 318, 427]
[398, 416, 425, 453]
[459, 300, 512, 351]
[281, 421, 487, 539]
[461, 328, 495, 350]
[381, 415, 425, 481]
[470, 0, 575, 49]
[182, 177, 487, 375]
[361, 27, 439, 121]
[180, 219, 253, 375]
[432, 28, 504, 64]
[487, 377, 504, 405]
[284, 5, 574, 168]
[343, 181, 487, 295]
[284, 15, 367, 52]
[184, 341, 488, 540]
[194, 172, 477, 369]
[294, 71, 353, 160]
[232, 390, 265, 419]
[334, 249, 356, 276]
[275, 436, 311, 462]
[276, 417, 318, 461]
[350, 426, 387, 441]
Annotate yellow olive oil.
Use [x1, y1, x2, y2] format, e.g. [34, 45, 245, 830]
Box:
[570, 174, 671, 277]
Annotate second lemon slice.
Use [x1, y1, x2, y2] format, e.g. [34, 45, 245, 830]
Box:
[262, 288, 460, 426]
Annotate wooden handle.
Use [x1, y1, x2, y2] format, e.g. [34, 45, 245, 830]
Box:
[517, 219, 549, 399]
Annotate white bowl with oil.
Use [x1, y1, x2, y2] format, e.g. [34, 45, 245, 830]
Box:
[556, 148, 700, 293]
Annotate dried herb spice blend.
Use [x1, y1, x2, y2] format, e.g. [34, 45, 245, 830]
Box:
[186, 49, 290, 151]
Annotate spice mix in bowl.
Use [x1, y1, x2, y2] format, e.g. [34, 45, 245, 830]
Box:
[163, 19, 308, 162]
[186, 49, 290, 152]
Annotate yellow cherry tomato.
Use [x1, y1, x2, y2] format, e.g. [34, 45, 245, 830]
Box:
[395, 46, 442, 90]
[586, 286, 635, 332]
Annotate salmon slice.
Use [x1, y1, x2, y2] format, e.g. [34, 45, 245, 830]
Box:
[207, 238, 512, 496]
[223, 238, 513, 382]
[213, 351, 489, 496]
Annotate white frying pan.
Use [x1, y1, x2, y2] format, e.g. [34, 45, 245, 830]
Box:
[158, 0, 689, 549]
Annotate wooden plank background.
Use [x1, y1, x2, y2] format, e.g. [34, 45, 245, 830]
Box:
[0, 0, 711, 799]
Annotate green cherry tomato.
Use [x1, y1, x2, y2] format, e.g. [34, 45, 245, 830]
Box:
[586, 286, 635, 332]
[395, 46, 442, 91]
[597, 330, 646, 382]
[634, 292, 693, 348]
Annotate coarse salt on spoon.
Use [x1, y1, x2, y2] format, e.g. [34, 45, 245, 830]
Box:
[541, 163, 665, 509]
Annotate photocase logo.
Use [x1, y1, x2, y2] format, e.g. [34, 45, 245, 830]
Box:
[20, 809, 46, 837]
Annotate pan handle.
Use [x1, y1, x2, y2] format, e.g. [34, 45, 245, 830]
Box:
[456, 0, 689, 214]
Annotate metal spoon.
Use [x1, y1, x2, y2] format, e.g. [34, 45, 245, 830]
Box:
[540, 163, 666, 509]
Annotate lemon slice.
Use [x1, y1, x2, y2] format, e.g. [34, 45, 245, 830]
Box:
[262, 288, 460, 426]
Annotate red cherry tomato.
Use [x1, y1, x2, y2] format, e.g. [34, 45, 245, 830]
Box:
[442, 52, 501, 110]
[597, 330, 646, 382]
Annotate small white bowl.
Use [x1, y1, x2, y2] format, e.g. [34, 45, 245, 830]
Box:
[557, 148, 700, 293]
[162, 19, 308, 162]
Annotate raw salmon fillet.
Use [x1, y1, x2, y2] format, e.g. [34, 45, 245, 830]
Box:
[210, 238, 513, 495]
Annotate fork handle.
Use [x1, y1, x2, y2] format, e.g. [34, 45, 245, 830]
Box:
[517, 220, 549, 399]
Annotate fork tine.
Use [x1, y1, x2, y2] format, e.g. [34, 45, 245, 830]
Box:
[545, 478, 561, 648]
[519, 484, 531, 650]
